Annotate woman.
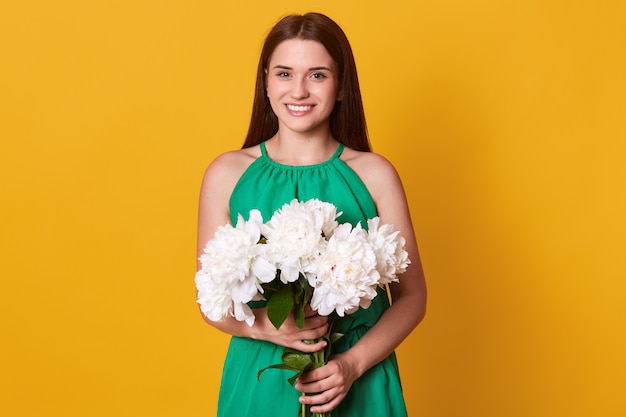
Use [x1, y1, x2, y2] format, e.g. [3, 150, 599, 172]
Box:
[197, 12, 427, 416]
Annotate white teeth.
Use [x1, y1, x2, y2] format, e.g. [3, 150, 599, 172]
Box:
[287, 105, 311, 112]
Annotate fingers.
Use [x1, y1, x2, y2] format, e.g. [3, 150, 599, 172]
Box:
[295, 356, 357, 413]
[281, 311, 327, 331]
[297, 363, 334, 386]
[296, 379, 346, 414]
[304, 304, 320, 317]
[299, 388, 345, 414]
[268, 313, 328, 351]
[283, 324, 328, 351]
[301, 312, 328, 329]
[293, 338, 327, 353]
[283, 314, 328, 336]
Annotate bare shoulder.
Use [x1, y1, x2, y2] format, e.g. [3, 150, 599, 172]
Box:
[340, 147, 403, 202]
[202, 146, 260, 188]
[199, 146, 261, 214]
[341, 147, 398, 174]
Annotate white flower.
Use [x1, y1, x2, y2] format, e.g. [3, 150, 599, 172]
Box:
[195, 270, 237, 321]
[195, 210, 276, 326]
[261, 199, 338, 284]
[302, 198, 342, 238]
[310, 222, 380, 316]
[366, 217, 411, 285]
[194, 200, 410, 327]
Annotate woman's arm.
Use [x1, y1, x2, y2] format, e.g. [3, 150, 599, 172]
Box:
[296, 152, 427, 413]
[196, 150, 329, 352]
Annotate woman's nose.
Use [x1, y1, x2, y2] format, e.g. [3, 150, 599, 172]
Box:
[291, 78, 310, 99]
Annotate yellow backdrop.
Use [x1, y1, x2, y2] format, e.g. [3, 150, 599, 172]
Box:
[1, 1, 624, 416]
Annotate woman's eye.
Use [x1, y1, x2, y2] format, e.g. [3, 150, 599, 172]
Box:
[311, 72, 327, 79]
[276, 72, 290, 78]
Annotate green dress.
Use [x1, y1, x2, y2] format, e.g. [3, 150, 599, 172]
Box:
[218, 141, 408, 416]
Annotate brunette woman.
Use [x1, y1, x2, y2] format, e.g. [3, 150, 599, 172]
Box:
[197, 12, 426, 416]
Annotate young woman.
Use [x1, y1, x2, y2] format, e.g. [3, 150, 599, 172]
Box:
[197, 12, 427, 416]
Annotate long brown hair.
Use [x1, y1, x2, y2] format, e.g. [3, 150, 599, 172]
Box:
[242, 13, 370, 151]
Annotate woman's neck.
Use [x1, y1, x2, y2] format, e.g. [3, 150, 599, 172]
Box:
[265, 131, 339, 166]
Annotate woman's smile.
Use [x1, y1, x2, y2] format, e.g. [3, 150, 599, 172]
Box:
[286, 104, 314, 115]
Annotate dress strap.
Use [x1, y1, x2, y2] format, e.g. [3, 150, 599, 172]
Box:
[260, 141, 343, 160]
[332, 143, 345, 159]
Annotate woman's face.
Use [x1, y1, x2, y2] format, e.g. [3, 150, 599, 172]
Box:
[266, 39, 340, 137]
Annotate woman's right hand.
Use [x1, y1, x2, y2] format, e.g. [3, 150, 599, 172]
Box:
[251, 306, 329, 353]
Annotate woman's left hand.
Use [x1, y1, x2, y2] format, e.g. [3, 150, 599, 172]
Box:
[295, 352, 361, 413]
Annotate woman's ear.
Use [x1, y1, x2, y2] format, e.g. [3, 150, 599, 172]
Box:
[336, 90, 344, 101]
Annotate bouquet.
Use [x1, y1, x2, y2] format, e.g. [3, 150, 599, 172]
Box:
[195, 199, 410, 416]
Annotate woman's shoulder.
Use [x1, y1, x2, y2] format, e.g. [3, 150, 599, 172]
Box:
[340, 146, 403, 202]
[201, 146, 261, 190]
[340, 146, 400, 180]
[205, 146, 260, 175]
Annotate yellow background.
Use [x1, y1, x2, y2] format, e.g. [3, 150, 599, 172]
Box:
[1, 1, 624, 416]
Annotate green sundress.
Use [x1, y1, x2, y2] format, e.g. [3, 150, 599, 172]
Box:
[217, 141, 408, 416]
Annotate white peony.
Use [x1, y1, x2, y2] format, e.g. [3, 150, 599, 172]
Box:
[194, 199, 410, 328]
[302, 198, 342, 238]
[195, 210, 276, 326]
[195, 270, 238, 322]
[261, 199, 338, 284]
[366, 217, 411, 285]
[310, 222, 380, 316]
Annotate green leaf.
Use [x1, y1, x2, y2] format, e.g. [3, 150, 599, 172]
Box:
[293, 303, 305, 329]
[257, 363, 298, 381]
[282, 349, 314, 370]
[297, 274, 313, 303]
[295, 276, 305, 298]
[258, 350, 316, 386]
[330, 332, 344, 344]
[267, 284, 294, 329]
[291, 274, 313, 329]
[288, 372, 302, 386]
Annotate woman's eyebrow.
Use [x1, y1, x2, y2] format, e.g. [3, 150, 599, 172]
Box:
[271, 65, 332, 71]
